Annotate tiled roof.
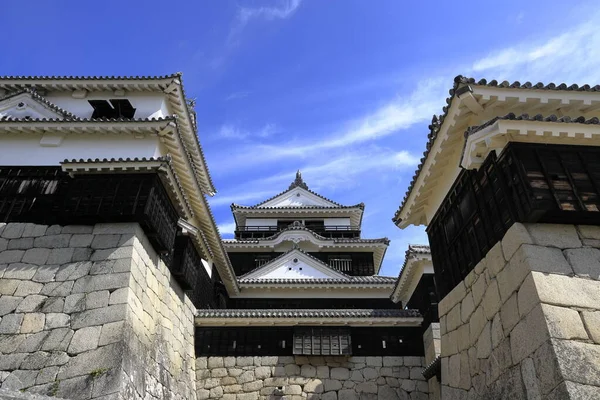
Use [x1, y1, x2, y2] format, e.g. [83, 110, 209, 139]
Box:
[239, 276, 397, 285]
[466, 112, 600, 136]
[0, 88, 77, 119]
[391, 244, 431, 303]
[223, 223, 388, 245]
[62, 157, 168, 163]
[0, 116, 174, 123]
[392, 75, 600, 224]
[232, 203, 364, 210]
[0, 73, 180, 81]
[196, 308, 421, 319]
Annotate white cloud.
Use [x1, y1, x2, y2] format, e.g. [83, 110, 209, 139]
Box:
[216, 123, 280, 140]
[225, 91, 250, 101]
[231, 0, 302, 39]
[209, 190, 276, 207]
[218, 124, 247, 139]
[217, 221, 237, 235]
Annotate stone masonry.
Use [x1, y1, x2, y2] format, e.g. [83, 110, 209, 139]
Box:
[0, 222, 197, 400]
[195, 356, 428, 400]
[421, 324, 439, 400]
[438, 223, 600, 399]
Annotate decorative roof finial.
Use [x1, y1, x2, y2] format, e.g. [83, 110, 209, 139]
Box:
[289, 170, 308, 190]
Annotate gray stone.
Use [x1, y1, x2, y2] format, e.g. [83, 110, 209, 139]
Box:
[40, 297, 64, 313]
[16, 295, 47, 312]
[338, 389, 358, 400]
[521, 357, 541, 400]
[62, 225, 93, 234]
[14, 281, 43, 297]
[45, 313, 70, 329]
[331, 367, 350, 380]
[361, 368, 377, 380]
[284, 384, 302, 395]
[64, 293, 86, 313]
[71, 304, 126, 329]
[69, 234, 94, 247]
[21, 248, 51, 265]
[582, 311, 600, 344]
[55, 261, 93, 282]
[22, 223, 48, 237]
[72, 248, 93, 262]
[0, 279, 19, 295]
[68, 325, 101, 354]
[285, 363, 300, 375]
[317, 365, 329, 379]
[322, 391, 338, 400]
[301, 364, 316, 377]
[2, 223, 26, 239]
[378, 386, 400, 400]
[236, 392, 258, 400]
[237, 370, 255, 384]
[86, 290, 109, 309]
[552, 338, 600, 387]
[542, 303, 588, 340]
[32, 265, 59, 283]
[8, 237, 34, 250]
[382, 356, 403, 367]
[197, 389, 210, 400]
[0, 313, 24, 333]
[36, 366, 59, 385]
[0, 353, 27, 370]
[365, 357, 383, 367]
[304, 378, 324, 393]
[526, 223, 581, 248]
[324, 379, 342, 391]
[57, 342, 122, 380]
[57, 375, 93, 399]
[34, 234, 71, 248]
[99, 321, 124, 346]
[41, 328, 74, 352]
[47, 248, 74, 264]
[91, 234, 121, 249]
[40, 281, 74, 296]
[356, 382, 378, 394]
[0, 295, 22, 316]
[72, 272, 129, 293]
[254, 366, 271, 379]
[211, 368, 228, 377]
[3, 262, 35, 279]
[108, 287, 129, 305]
[564, 247, 600, 279]
[2, 370, 37, 390]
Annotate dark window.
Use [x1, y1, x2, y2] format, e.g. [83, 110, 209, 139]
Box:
[293, 327, 351, 356]
[88, 99, 136, 119]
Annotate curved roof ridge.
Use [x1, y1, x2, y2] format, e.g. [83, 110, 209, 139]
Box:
[0, 73, 181, 81]
[392, 75, 600, 224]
[0, 88, 77, 119]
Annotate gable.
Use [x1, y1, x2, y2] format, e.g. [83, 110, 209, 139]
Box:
[0, 91, 68, 120]
[240, 249, 348, 280]
[258, 187, 338, 208]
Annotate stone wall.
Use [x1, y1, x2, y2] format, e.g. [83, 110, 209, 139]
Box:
[421, 324, 439, 400]
[0, 222, 197, 400]
[195, 356, 428, 400]
[438, 223, 600, 399]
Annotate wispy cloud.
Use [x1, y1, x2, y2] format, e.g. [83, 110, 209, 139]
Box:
[230, 0, 302, 40]
[225, 91, 250, 101]
[470, 18, 600, 84]
[216, 122, 281, 140]
[217, 221, 237, 235]
[209, 190, 276, 207]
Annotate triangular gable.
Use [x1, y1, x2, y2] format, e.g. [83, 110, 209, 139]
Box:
[240, 249, 349, 281]
[0, 90, 73, 120]
[257, 186, 339, 208]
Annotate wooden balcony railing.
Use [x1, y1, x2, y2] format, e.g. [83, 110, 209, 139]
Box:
[427, 142, 600, 299]
[235, 225, 361, 239]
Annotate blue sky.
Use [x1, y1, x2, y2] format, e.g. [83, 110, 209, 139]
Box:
[2, 0, 599, 276]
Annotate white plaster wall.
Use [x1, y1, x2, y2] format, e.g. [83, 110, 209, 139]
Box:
[45, 92, 170, 119]
[324, 218, 351, 227]
[260, 259, 333, 279]
[245, 218, 277, 227]
[0, 133, 161, 165]
[233, 288, 392, 299]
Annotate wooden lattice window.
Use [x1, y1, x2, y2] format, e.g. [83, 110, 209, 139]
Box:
[293, 327, 351, 356]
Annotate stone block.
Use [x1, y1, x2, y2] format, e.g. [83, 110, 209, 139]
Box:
[380, 367, 393, 377]
[236, 356, 254, 366]
[40, 296, 65, 313]
[517, 273, 539, 319]
[485, 242, 506, 278]
[1, 223, 26, 239]
[497, 248, 533, 303]
[460, 293, 475, 324]
[237, 392, 258, 400]
[468, 305, 486, 345]
[16, 294, 47, 312]
[532, 271, 600, 309]
[68, 325, 101, 354]
[511, 304, 549, 364]
[209, 386, 223, 398]
[244, 380, 263, 391]
[34, 234, 71, 248]
[552, 338, 600, 387]
[526, 223, 581, 248]
[317, 365, 329, 378]
[438, 282, 466, 317]
[471, 274, 486, 307]
[86, 290, 110, 309]
[99, 320, 124, 346]
[238, 370, 255, 384]
[91, 234, 121, 249]
[502, 222, 534, 260]
[491, 313, 504, 349]
[45, 313, 70, 329]
[447, 354, 461, 388]
[70, 304, 126, 329]
[72, 272, 129, 293]
[8, 237, 34, 250]
[32, 265, 59, 283]
[36, 366, 59, 385]
[356, 381, 377, 394]
[0, 295, 23, 315]
[541, 303, 588, 340]
[382, 356, 403, 367]
[57, 342, 122, 380]
[21, 313, 45, 333]
[476, 321, 492, 359]
[0, 279, 19, 295]
[330, 367, 350, 379]
[520, 357, 541, 400]
[41, 280, 74, 296]
[582, 311, 600, 344]
[197, 389, 210, 400]
[284, 384, 302, 395]
[22, 223, 48, 237]
[253, 366, 271, 379]
[361, 367, 377, 380]
[47, 248, 75, 264]
[64, 293, 86, 313]
[3, 262, 35, 279]
[0, 313, 24, 334]
[456, 323, 470, 352]
[458, 351, 470, 390]
[0, 353, 27, 370]
[564, 247, 600, 279]
[14, 280, 43, 297]
[304, 378, 324, 393]
[301, 364, 316, 377]
[93, 223, 138, 235]
[212, 368, 228, 378]
[446, 304, 461, 332]
[40, 328, 73, 352]
[2, 370, 37, 391]
[72, 248, 93, 262]
[338, 389, 358, 400]
[322, 391, 337, 400]
[365, 357, 383, 367]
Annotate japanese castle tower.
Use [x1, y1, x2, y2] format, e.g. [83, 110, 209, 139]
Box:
[195, 172, 424, 358]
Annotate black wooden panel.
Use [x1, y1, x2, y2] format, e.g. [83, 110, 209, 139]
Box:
[293, 328, 351, 356]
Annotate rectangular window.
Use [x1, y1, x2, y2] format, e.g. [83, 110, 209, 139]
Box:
[293, 327, 351, 356]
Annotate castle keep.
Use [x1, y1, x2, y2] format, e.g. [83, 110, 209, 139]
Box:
[0, 74, 599, 400]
